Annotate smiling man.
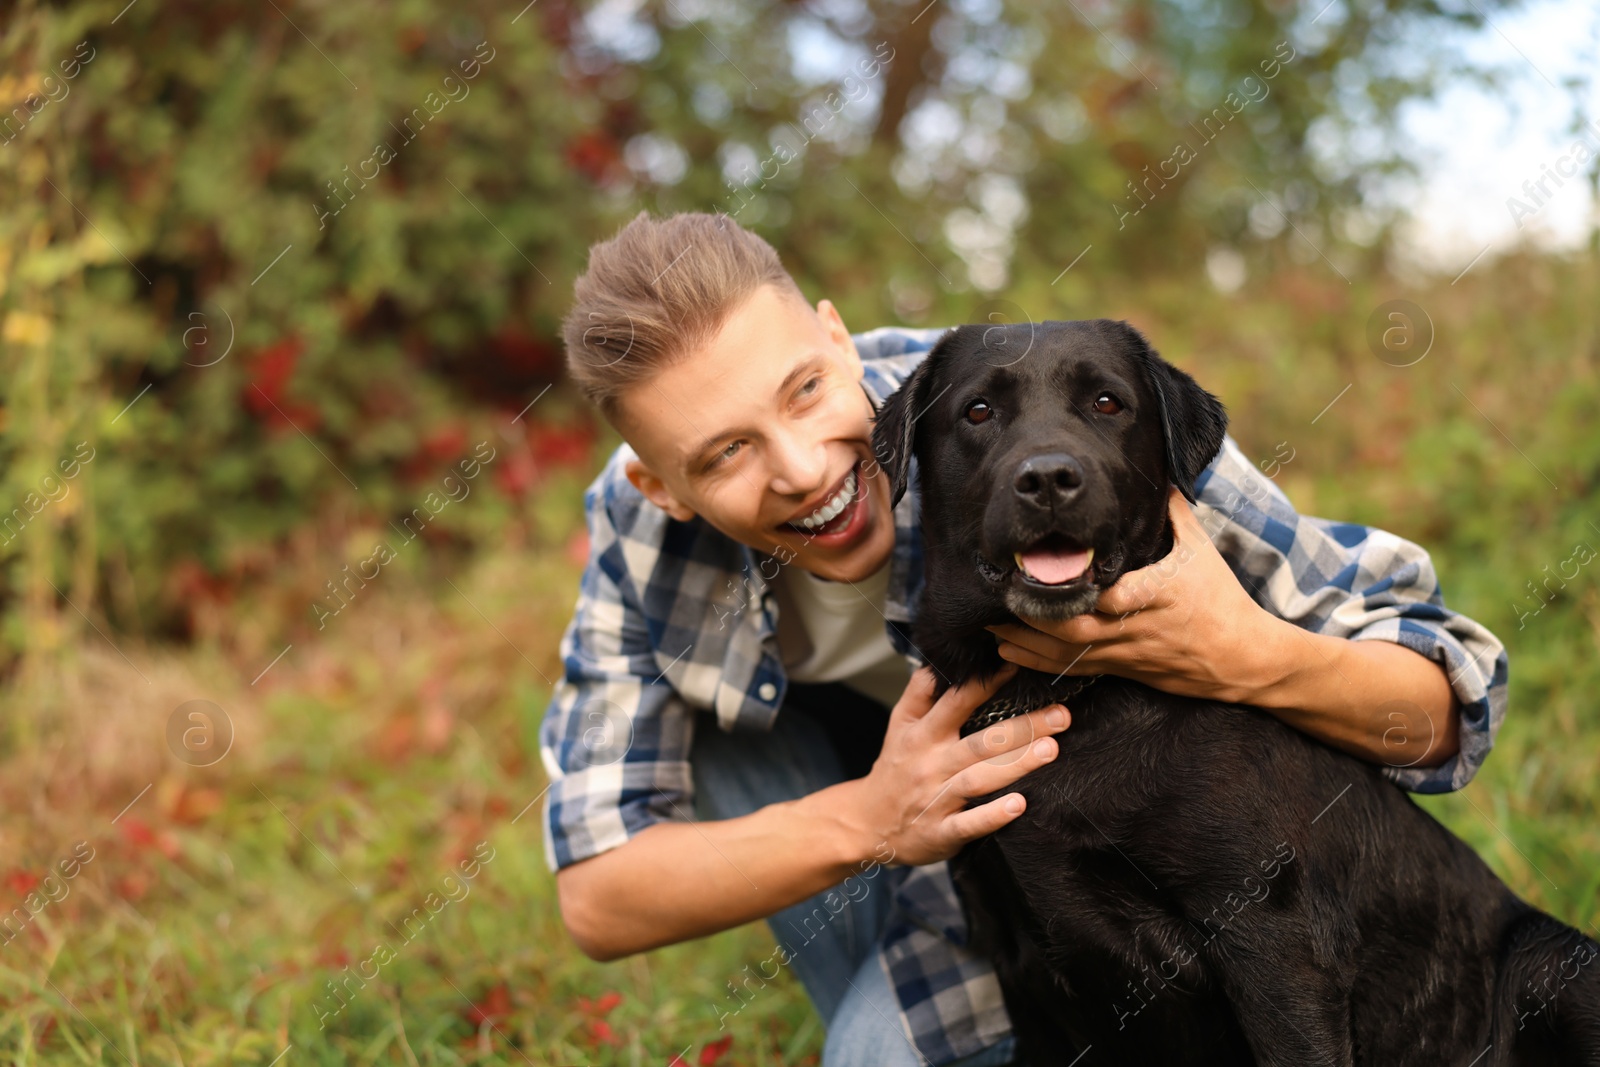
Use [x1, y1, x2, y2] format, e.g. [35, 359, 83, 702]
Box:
[539, 211, 1508, 1067]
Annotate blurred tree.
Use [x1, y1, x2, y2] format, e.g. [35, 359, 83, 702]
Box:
[0, 0, 1575, 680]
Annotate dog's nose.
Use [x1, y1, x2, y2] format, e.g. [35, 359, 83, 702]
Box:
[1013, 453, 1084, 507]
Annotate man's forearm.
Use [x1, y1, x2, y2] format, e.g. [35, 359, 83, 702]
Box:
[556, 777, 882, 961]
[1237, 615, 1461, 769]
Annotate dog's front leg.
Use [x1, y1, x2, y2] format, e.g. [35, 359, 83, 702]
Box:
[1211, 952, 1353, 1067]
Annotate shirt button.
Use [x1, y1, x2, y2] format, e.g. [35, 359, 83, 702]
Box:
[757, 682, 777, 701]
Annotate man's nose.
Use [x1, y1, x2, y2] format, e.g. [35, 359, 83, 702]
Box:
[1012, 453, 1084, 509]
[769, 431, 828, 493]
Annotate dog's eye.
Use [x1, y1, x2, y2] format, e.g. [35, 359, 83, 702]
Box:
[1093, 393, 1123, 415]
[966, 401, 991, 424]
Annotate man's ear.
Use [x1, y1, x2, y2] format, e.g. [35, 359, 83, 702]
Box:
[1114, 320, 1228, 503]
[815, 297, 863, 379]
[624, 458, 698, 522]
[869, 327, 962, 509]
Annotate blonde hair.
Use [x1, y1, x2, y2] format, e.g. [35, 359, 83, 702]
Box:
[562, 211, 805, 422]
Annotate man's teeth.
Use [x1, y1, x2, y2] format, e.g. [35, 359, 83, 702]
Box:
[794, 470, 858, 531]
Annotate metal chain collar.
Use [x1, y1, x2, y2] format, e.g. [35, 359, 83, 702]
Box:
[962, 675, 1099, 735]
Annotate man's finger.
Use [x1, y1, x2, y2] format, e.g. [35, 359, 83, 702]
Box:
[1168, 486, 1204, 538]
[1093, 510, 1209, 617]
[1095, 569, 1166, 616]
[891, 665, 942, 723]
[943, 792, 1028, 845]
[1094, 586, 1150, 618]
[986, 621, 1072, 660]
[1045, 608, 1140, 646]
[1152, 491, 1209, 570]
[957, 734, 1063, 797]
[998, 639, 1113, 671]
[954, 704, 1070, 775]
[923, 662, 1018, 736]
[995, 640, 1073, 674]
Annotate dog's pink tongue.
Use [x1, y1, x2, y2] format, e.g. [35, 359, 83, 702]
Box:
[1019, 546, 1091, 585]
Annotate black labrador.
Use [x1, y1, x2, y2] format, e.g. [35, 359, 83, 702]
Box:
[869, 319, 1600, 1066]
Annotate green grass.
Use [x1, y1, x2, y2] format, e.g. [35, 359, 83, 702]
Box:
[0, 526, 821, 1064]
[3, 252, 1598, 1063]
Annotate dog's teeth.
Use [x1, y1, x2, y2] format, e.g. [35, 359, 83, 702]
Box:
[1085, 547, 1095, 565]
[1014, 552, 1027, 572]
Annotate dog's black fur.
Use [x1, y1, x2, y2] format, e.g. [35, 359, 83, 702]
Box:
[870, 320, 1600, 1066]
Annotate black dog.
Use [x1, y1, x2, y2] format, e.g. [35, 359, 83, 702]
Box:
[870, 319, 1600, 1066]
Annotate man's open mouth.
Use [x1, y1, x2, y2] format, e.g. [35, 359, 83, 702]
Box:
[783, 463, 861, 537]
[1012, 533, 1095, 586]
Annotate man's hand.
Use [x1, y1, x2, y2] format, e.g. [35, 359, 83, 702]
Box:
[984, 486, 1461, 769]
[844, 663, 1071, 868]
[987, 488, 1271, 704]
[558, 663, 1071, 962]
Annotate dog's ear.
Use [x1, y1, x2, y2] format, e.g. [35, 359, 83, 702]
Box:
[1113, 320, 1228, 503]
[870, 327, 963, 509]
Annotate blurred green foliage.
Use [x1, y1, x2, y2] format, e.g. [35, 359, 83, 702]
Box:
[1, 0, 1570, 675]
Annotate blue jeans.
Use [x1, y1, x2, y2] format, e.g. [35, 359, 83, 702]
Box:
[691, 697, 1018, 1067]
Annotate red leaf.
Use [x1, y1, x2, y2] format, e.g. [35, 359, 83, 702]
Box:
[397, 26, 427, 54]
[699, 1035, 733, 1066]
[528, 422, 595, 471]
[168, 559, 235, 605]
[121, 817, 182, 860]
[115, 871, 151, 901]
[241, 336, 321, 432]
[119, 816, 157, 849]
[492, 450, 538, 500]
[243, 337, 301, 402]
[423, 424, 469, 462]
[4, 871, 40, 896]
[400, 423, 473, 483]
[588, 1018, 622, 1047]
[565, 131, 622, 184]
[166, 784, 223, 826]
[463, 983, 512, 1028]
[575, 991, 622, 1017]
[316, 946, 352, 968]
[489, 325, 563, 382]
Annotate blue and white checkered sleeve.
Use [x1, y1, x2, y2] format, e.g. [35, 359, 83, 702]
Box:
[1193, 435, 1508, 795]
[538, 482, 696, 872]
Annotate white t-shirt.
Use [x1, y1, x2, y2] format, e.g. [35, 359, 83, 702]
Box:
[770, 561, 913, 709]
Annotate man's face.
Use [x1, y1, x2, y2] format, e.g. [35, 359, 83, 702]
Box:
[618, 283, 897, 583]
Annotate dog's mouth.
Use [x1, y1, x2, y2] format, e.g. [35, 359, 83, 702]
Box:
[1013, 533, 1095, 586]
[979, 532, 1102, 588]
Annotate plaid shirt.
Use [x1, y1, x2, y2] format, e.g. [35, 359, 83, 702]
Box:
[540, 326, 1510, 1065]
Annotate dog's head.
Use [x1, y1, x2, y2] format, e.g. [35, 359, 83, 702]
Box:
[870, 319, 1226, 644]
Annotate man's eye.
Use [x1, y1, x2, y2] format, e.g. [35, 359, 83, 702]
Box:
[797, 375, 821, 398]
[706, 440, 742, 470]
[966, 401, 991, 424]
[1093, 393, 1123, 415]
